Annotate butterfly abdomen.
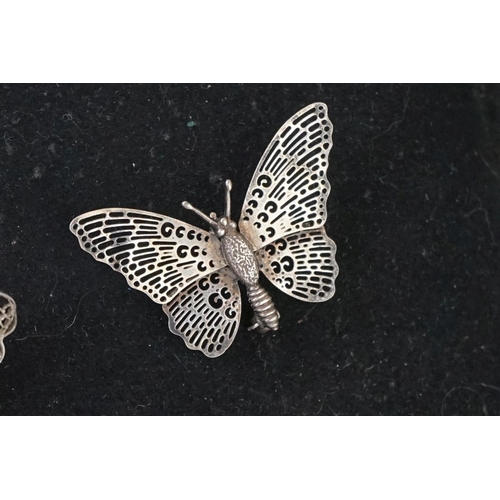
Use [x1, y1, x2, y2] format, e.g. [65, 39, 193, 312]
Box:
[247, 284, 280, 332]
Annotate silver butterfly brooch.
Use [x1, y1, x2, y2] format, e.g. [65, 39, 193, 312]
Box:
[0, 291, 17, 363]
[70, 103, 339, 357]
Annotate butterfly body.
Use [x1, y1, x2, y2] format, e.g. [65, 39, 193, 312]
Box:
[71, 103, 339, 357]
[219, 228, 259, 286]
[185, 189, 281, 333]
[221, 229, 281, 332]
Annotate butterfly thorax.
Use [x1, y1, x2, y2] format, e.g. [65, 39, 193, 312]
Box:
[220, 228, 259, 286]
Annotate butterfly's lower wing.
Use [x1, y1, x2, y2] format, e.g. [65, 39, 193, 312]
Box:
[255, 228, 339, 302]
[163, 267, 241, 357]
[239, 103, 333, 251]
[70, 209, 227, 305]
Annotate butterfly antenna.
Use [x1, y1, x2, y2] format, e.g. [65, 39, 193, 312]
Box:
[225, 179, 232, 219]
[182, 201, 219, 228]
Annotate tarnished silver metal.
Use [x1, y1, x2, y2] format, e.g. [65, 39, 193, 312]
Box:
[0, 292, 17, 363]
[70, 102, 339, 357]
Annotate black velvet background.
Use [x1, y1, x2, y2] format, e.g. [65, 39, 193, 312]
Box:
[0, 84, 499, 415]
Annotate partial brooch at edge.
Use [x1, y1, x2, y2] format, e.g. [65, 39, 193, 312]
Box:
[0, 292, 17, 363]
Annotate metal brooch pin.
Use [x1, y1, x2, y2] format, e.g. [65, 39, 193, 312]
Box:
[0, 292, 17, 363]
[70, 103, 339, 357]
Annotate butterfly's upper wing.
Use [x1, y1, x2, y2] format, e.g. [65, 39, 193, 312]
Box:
[70, 209, 228, 305]
[255, 228, 338, 302]
[239, 103, 333, 251]
[163, 267, 241, 357]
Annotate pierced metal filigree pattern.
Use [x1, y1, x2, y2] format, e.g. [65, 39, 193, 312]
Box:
[70, 102, 339, 358]
[0, 292, 17, 363]
[239, 103, 333, 251]
[256, 228, 339, 302]
[163, 268, 241, 357]
[70, 209, 227, 304]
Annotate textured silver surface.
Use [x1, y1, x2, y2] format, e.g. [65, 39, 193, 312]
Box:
[220, 232, 259, 286]
[70, 102, 339, 357]
[0, 292, 17, 363]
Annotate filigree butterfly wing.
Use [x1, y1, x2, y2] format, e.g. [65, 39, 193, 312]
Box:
[255, 228, 338, 302]
[163, 268, 241, 357]
[0, 292, 17, 363]
[70, 209, 227, 305]
[239, 102, 333, 251]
